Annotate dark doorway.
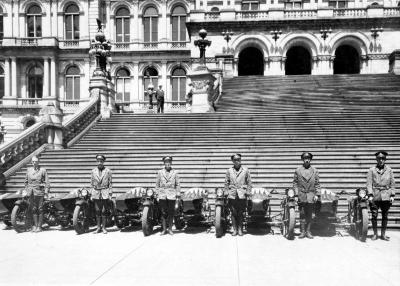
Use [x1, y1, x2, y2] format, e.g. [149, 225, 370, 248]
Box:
[333, 45, 360, 74]
[285, 46, 311, 75]
[238, 47, 264, 76]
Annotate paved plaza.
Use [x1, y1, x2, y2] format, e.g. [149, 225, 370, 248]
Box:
[0, 223, 399, 286]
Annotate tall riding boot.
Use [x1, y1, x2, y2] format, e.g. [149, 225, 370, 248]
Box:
[168, 216, 174, 235]
[238, 216, 243, 236]
[299, 221, 306, 239]
[36, 214, 43, 232]
[93, 216, 101, 234]
[231, 215, 238, 236]
[306, 222, 314, 239]
[381, 220, 389, 241]
[160, 217, 167, 235]
[371, 219, 378, 240]
[31, 215, 38, 232]
[102, 216, 108, 234]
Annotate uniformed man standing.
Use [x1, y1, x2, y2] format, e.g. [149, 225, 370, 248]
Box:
[91, 154, 112, 234]
[156, 84, 165, 113]
[224, 154, 252, 236]
[293, 152, 320, 239]
[367, 151, 396, 241]
[25, 156, 50, 232]
[155, 156, 181, 235]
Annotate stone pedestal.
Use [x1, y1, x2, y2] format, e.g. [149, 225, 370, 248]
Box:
[89, 76, 113, 119]
[39, 102, 64, 150]
[389, 50, 400, 75]
[215, 53, 235, 78]
[187, 66, 216, 113]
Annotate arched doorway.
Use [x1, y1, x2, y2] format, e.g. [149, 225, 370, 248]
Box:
[285, 46, 311, 75]
[333, 45, 360, 74]
[238, 47, 264, 76]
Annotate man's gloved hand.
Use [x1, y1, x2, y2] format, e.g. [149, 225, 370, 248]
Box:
[368, 196, 373, 202]
[390, 197, 394, 204]
[313, 195, 319, 202]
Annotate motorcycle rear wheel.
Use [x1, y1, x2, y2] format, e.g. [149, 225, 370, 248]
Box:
[215, 205, 224, 238]
[11, 205, 30, 233]
[142, 206, 153, 236]
[73, 205, 87, 235]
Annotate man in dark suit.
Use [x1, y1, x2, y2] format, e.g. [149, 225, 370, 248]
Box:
[91, 154, 112, 234]
[156, 84, 165, 113]
[224, 154, 252, 236]
[293, 152, 320, 239]
[367, 151, 396, 241]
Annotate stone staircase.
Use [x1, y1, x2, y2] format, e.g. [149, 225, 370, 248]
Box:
[3, 74, 400, 229]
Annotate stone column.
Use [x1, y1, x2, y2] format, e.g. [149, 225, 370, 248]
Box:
[50, 58, 57, 99]
[132, 61, 139, 109]
[4, 59, 10, 97]
[43, 58, 50, 98]
[11, 57, 17, 99]
[161, 61, 168, 100]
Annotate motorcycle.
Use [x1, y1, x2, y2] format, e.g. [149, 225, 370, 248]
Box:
[174, 188, 208, 231]
[141, 188, 161, 236]
[244, 187, 274, 232]
[348, 188, 369, 242]
[47, 190, 82, 229]
[72, 187, 115, 234]
[0, 191, 24, 228]
[279, 188, 297, 240]
[213, 188, 229, 238]
[115, 187, 147, 230]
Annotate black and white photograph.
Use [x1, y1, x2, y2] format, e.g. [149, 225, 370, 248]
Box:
[0, 0, 399, 285]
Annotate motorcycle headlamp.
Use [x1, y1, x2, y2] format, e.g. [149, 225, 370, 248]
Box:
[216, 189, 224, 197]
[146, 189, 154, 196]
[358, 189, 366, 198]
[287, 189, 295, 198]
[81, 189, 88, 197]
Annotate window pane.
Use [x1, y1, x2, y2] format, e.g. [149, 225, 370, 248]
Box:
[116, 78, 123, 101]
[172, 68, 186, 76]
[67, 66, 80, 75]
[251, 3, 259, 10]
[66, 4, 79, 13]
[28, 5, 41, 14]
[74, 77, 80, 100]
[144, 7, 158, 16]
[241, 3, 249, 10]
[27, 16, 35, 37]
[151, 17, 158, 42]
[179, 77, 186, 101]
[0, 76, 4, 99]
[338, 1, 346, 8]
[65, 15, 72, 39]
[172, 78, 178, 101]
[124, 79, 130, 102]
[0, 16, 3, 40]
[66, 77, 73, 100]
[117, 7, 130, 16]
[143, 18, 150, 42]
[116, 18, 122, 42]
[36, 16, 42, 37]
[294, 2, 301, 9]
[73, 15, 80, 39]
[180, 16, 186, 41]
[36, 77, 43, 98]
[172, 16, 178, 41]
[124, 18, 130, 42]
[328, 1, 336, 8]
[117, 68, 130, 77]
[172, 6, 186, 15]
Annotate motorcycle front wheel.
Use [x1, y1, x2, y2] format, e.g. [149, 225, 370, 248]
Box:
[11, 205, 30, 233]
[215, 205, 224, 238]
[357, 208, 368, 241]
[142, 206, 153, 236]
[285, 207, 296, 239]
[73, 205, 88, 235]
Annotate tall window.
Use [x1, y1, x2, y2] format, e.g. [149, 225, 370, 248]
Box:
[116, 7, 130, 42]
[171, 67, 186, 105]
[0, 6, 3, 42]
[143, 67, 158, 94]
[285, 0, 303, 9]
[28, 65, 43, 98]
[171, 6, 186, 42]
[143, 7, 158, 43]
[65, 4, 80, 40]
[65, 66, 80, 101]
[27, 5, 42, 37]
[0, 66, 4, 99]
[241, 1, 259, 10]
[116, 68, 130, 102]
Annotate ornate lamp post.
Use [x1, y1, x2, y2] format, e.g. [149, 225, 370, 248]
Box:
[194, 29, 211, 66]
[320, 27, 332, 52]
[371, 27, 383, 52]
[89, 20, 112, 78]
[222, 30, 234, 54]
[270, 30, 282, 43]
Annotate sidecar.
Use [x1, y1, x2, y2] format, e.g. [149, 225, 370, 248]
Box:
[244, 187, 274, 231]
[46, 190, 81, 228]
[0, 190, 25, 227]
[174, 188, 209, 229]
[114, 187, 147, 229]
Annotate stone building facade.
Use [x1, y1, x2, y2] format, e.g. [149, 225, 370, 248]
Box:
[0, 0, 399, 142]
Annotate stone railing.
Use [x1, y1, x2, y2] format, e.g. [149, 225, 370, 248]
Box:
[205, 11, 220, 20]
[62, 95, 101, 147]
[384, 7, 400, 16]
[236, 10, 269, 19]
[17, 38, 39, 46]
[333, 8, 367, 17]
[284, 9, 317, 18]
[0, 122, 49, 183]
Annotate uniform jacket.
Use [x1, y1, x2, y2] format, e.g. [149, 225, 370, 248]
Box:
[25, 167, 50, 196]
[156, 89, 165, 101]
[224, 166, 252, 199]
[367, 165, 395, 201]
[91, 167, 112, 200]
[293, 166, 321, 203]
[155, 168, 180, 200]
